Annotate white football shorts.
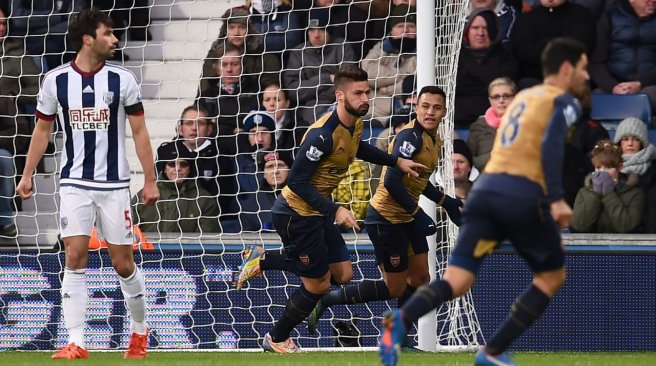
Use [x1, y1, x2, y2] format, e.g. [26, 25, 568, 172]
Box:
[59, 186, 134, 245]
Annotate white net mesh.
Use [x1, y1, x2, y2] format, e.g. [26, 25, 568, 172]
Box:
[0, 0, 483, 351]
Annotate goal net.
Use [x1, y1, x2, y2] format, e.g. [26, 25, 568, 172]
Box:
[0, 0, 483, 351]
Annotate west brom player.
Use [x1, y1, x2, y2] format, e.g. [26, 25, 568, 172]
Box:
[17, 9, 159, 359]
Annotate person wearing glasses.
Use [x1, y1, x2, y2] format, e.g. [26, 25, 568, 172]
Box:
[132, 148, 220, 234]
[156, 105, 238, 219]
[467, 78, 516, 170]
[454, 9, 518, 128]
[570, 139, 644, 233]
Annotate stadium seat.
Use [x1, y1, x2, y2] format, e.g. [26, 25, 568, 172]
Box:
[590, 93, 653, 129]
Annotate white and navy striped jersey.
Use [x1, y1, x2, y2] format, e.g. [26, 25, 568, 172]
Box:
[36, 60, 144, 190]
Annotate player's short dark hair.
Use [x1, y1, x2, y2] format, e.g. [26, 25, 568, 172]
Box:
[541, 37, 587, 78]
[68, 9, 113, 52]
[334, 65, 368, 90]
[417, 86, 446, 101]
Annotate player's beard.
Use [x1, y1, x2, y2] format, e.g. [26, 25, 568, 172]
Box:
[344, 99, 369, 117]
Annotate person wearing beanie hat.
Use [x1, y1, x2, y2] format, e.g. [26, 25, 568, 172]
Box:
[131, 147, 220, 234]
[234, 110, 280, 202]
[613, 117, 656, 233]
[361, 5, 418, 123]
[387, 5, 418, 32]
[308, 8, 329, 29]
[243, 110, 277, 135]
[614, 117, 649, 151]
[453, 139, 477, 184]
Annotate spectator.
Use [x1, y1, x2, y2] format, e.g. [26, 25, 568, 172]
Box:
[467, 0, 521, 51]
[333, 159, 371, 229]
[571, 139, 644, 233]
[92, 0, 152, 42]
[453, 139, 479, 183]
[236, 110, 277, 199]
[260, 80, 308, 151]
[155, 105, 238, 217]
[370, 107, 415, 192]
[283, 8, 357, 123]
[614, 117, 656, 232]
[362, 5, 417, 125]
[306, 0, 384, 60]
[198, 43, 259, 137]
[9, 0, 86, 69]
[562, 86, 609, 207]
[0, 96, 31, 237]
[239, 150, 293, 232]
[132, 149, 220, 234]
[467, 77, 516, 171]
[200, 6, 281, 93]
[244, 0, 303, 56]
[454, 9, 518, 128]
[513, 0, 596, 89]
[570, 0, 615, 19]
[0, 8, 40, 106]
[590, 0, 656, 110]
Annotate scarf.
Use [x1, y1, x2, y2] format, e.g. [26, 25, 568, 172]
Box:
[484, 107, 502, 128]
[622, 144, 656, 176]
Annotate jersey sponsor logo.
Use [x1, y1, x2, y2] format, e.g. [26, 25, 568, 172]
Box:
[60, 217, 68, 229]
[103, 91, 114, 104]
[69, 108, 111, 130]
[399, 141, 416, 158]
[390, 255, 400, 268]
[306, 145, 324, 161]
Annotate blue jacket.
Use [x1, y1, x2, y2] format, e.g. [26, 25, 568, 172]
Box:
[591, 0, 656, 90]
[249, 5, 303, 53]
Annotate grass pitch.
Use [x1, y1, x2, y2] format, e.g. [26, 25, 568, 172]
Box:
[2, 351, 655, 366]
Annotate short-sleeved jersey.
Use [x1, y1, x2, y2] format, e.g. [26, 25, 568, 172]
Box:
[36, 61, 143, 190]
[485, 84, 581, 199]
[370, 120, 442, 224]
[281, 111, 363, 216]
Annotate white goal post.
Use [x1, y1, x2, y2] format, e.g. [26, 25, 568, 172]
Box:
[0, 0, 483, 352]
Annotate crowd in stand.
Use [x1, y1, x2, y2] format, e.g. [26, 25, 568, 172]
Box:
[2, 0, 656, 237]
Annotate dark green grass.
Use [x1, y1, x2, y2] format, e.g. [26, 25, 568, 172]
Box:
[2, 351, 655, 366]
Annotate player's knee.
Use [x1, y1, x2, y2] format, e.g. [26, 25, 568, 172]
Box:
[65, 251, 88, 269]
[407, 273, 430, 288]
[330, 272, 352, 285]
[386, 282, 406, 299]
[111, 258, 135, 278]
[534, 268, 566, 295]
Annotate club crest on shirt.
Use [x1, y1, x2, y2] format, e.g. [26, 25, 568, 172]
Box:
[306, 145, 324, 161]
[103, 91, 114, 104]
[390, 255, 400, 268]
[299, 253, 310, 266]
[60, 217, 68, 229]
[399, 141, 416, 158]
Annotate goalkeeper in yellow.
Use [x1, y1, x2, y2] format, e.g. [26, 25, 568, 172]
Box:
[307, 86, 462, 335]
